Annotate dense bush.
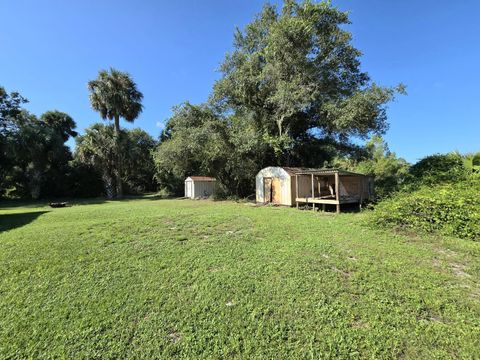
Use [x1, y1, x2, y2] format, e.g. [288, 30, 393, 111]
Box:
[370, 176, 480, 240]
[75, 124, 157, 198]
[331, 136, 409, 199]
[407, 153, 468, 187]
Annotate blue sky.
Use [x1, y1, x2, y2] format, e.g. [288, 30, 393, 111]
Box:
[1, 0, 479, 163]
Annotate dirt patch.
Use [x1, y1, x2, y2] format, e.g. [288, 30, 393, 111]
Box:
[351, 315, 369, 328]
[167, 332, 181, 344]
[450, 263, 471, 278]
[438, 248, 458, 258]
[332, 266, 351, 278]
[470, 288, 480, 300]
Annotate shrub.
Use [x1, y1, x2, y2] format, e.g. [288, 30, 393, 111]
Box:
[407, 153, 468, 187]
[369, 177, 480, 240]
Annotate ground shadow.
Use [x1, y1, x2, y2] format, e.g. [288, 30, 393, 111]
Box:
[0, 194, 168, 211]
[0, 211, 49, 232]
[298, 202, 363, 213]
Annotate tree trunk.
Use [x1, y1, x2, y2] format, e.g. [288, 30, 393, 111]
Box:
[277, 116, 284, 137]
[114, 114, 123, 198]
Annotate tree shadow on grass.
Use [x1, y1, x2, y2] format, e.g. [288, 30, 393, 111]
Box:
[0, 211, 49, 232]
[0, 194, 168, 211]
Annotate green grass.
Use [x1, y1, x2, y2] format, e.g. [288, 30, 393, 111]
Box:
[0, 198, 479, 359]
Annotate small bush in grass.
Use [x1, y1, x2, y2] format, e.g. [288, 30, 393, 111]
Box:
[370, 177, 480, 240]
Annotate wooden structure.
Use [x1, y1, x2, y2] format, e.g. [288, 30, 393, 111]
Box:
[256, 167, 297, 206]
[184, 176, 216, 199]
[294, 169, 373, 213]
[256, 167, 374, 212]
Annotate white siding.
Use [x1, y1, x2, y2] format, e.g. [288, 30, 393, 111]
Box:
[193, 181, 215, 198]
[255, 167, 293, 206]
[185, 180, 193, 198]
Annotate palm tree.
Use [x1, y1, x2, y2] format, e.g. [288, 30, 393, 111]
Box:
[88, 68, 143, 198]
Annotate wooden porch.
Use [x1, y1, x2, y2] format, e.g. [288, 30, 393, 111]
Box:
[294, 170, 365, 214]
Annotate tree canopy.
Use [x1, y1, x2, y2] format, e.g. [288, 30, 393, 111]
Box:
[155, 0, 405, 196]
[212, 1, 404, 161]
[75, 124, 156, 198]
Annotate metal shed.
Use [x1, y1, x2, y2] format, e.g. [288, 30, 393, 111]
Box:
[256, 167, 374, 212]
[184, 176, 216, 199]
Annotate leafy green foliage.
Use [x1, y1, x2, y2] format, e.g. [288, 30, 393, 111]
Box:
[1, 199, 479, 357]
[332, 136, 409, 198]
[154, 103, 263, 197]
[370, 177, 480, 240]
[88, 68, 144, 198]
[213, 1, 404, 161]
[122, 128, 157, 194]
[39, 111, 78, 141]
[0, 86, 29, 193]
[65, 162, 104, 198]
[87, 68, 143, 123]
[156, 1, 404, 196]
[407, 152, 468, 187]
[1, 105, 76, 199]
[462, 152, 480, 173]
[75, 124, 156, 198]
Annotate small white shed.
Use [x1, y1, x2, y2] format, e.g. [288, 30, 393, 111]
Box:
[184, 176, 216, 199]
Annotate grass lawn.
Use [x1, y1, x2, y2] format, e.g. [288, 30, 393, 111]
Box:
[0, 197, 479, 358]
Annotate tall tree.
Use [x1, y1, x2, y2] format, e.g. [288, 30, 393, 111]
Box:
[40, 110, 78, 141]
[0, 86, 28, 134]
[88, 68, 143, 198]
[7, 112, 74, 199]
[75, 124, 118, 198]
[212, 1, 405, 165]
[123, 128, 157, 193]
[75, 124, 157, 198]
[0, 86, 29, 194]
[155, 1, 404, 197]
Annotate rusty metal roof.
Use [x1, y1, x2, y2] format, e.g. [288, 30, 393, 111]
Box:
[186, 176, 216, 182]
[282, 167, 367, 177]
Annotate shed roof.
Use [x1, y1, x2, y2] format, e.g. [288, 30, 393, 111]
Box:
[282, 167, 367, 177]
[185, 176, 216, 182]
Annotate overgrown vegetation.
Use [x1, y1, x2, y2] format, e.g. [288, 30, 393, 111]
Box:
[1, 199, 479, 358]
[370, 152, 480, 240]
[331, 136, 410, 198]
[371, 177, 480, 240]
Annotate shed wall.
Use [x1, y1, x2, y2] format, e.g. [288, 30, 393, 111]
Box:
[255, 167, 293, 206]
[185, 180, 193, 198]
[193, 181, 215, 198]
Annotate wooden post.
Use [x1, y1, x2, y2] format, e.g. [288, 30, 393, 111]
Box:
[359, 185, 363, 212]
[335, 171, 340, 214]
[311, 174, 315, 211]
[295, 175, 299, 208]
[311, 174, 314, 198]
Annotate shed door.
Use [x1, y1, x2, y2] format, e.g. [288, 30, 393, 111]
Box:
[272, 178, 281, 204]
[185, 181, 192, 198]
[264, 178, 272, 203]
